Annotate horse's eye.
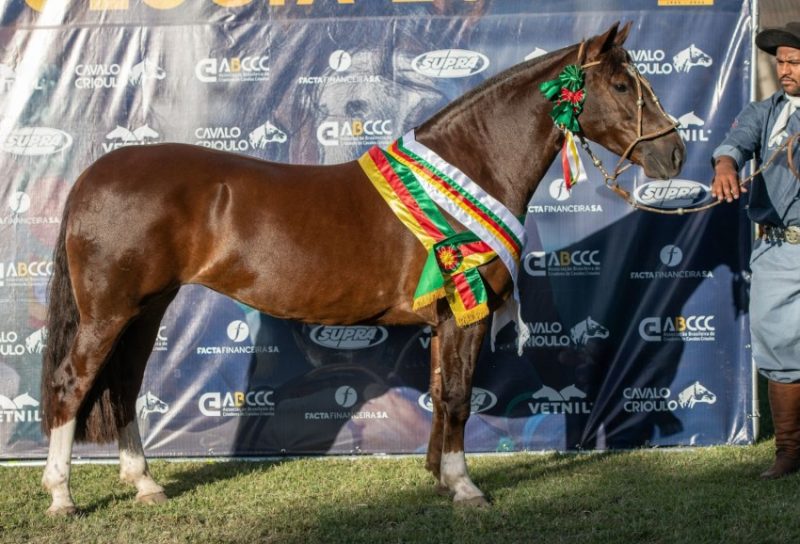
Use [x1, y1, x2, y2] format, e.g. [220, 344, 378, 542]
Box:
[613, 83, 628, 93]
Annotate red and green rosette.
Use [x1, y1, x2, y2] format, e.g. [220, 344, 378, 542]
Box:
[539, 64, 586, 133]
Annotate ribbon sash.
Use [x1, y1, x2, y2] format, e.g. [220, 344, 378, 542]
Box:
[358, 132, 529, 352]
[358, 146, 496, 326]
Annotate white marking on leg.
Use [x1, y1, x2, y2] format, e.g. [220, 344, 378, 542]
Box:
[118, 419, 166, 502]
[42, 419, 77, 514]
[440, 451, 484, 502]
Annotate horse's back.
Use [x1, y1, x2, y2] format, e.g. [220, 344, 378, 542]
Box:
[66, 143, 427, 325]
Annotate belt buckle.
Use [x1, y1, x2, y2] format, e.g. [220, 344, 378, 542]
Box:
[786, 226, 800, 244]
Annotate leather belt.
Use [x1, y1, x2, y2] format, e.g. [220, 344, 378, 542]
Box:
[758, 224, 800, 244]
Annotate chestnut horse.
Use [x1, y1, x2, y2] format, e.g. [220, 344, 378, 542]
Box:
[40, 22, 684, 514]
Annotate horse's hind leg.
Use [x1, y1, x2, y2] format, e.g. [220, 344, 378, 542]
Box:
[119, 419, 166, 504]
[42, 317, 130, 515]
[115, 292, 176, 505]
[432, 318, 489, 507]
[115, 294, 176, 504]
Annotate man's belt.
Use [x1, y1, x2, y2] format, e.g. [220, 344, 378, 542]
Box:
[758, 224, 800, 244]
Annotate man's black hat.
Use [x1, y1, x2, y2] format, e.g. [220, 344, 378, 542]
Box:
[756, 22, 800, 55]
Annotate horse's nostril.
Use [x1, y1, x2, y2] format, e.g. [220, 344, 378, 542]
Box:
[672, 147, 684, 171]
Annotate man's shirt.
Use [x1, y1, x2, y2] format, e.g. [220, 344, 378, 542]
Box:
[713, 91, 800, 226]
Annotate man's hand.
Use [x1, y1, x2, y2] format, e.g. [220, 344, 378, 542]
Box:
[711, 156, 746, 202]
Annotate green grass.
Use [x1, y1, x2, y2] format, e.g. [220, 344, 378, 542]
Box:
[0, 379, 790, 543]
[1, 442, 800, 544]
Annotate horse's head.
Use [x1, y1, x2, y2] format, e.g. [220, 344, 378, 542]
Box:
[577, 22, 685, 180]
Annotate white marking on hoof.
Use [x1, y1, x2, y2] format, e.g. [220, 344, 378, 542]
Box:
[119, 420, 165, 503]
[46, 504, 79, 517]
[42, 419, 77, 516]
[455, 495, 491, 508]
[136, 491, 168, 505]
[441, 451, 486, 504]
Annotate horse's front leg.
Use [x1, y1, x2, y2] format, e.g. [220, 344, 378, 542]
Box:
[433, 318, 490, 507]
[425, 332, 451, 496]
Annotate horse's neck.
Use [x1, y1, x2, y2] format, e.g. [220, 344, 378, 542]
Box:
[415, 48, 575, 216]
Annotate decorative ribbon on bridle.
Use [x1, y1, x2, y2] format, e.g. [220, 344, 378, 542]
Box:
[358, 131, 529, 354]
[539, 64, 587, 189]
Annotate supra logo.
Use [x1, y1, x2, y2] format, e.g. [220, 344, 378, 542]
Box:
[2, 127, 72, 156]
[199, 390, 275, 417]
[102, 124, 160, 152]
[629, 45, 712, 75]
[639, 315, 716, 342]
[317, 119, 393, 147]
[418, 387, 497, 414]
[528, 384, 592, 415]
[633, 179, 713, 210]
[195, 55, 269, 83]
[412, 49, 489, 78]
[0, 392, 40, 423]
[135, 391, 168, 419]
[659, 245, 683, 267]
[677, 111, 711, 142]
[309, 325, 388, 350]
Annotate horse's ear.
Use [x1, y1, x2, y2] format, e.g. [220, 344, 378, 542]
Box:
[614, 21, 633, 46]
[584, 21, 629, 62]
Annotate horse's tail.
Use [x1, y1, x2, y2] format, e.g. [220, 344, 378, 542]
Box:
[41, 215, 78, 437]
[41, 203, 127, 443]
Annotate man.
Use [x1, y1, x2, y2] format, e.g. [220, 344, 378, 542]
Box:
[712, 22, 800, 479]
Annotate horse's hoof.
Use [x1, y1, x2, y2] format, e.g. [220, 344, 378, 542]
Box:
[136, 491, 168, 505]
[454, 495, 491, 508]
[46, 504, 78, 516]
[435, 484, 453, 497]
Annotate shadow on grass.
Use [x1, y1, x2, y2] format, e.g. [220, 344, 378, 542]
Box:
[159, 458, 288, 499]
[285, 450, 800, 544]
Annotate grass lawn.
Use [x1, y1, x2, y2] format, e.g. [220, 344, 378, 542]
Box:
[1, 441, 800, 544]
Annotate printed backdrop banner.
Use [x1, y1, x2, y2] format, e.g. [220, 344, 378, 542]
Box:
[0, 0, 755, 458]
